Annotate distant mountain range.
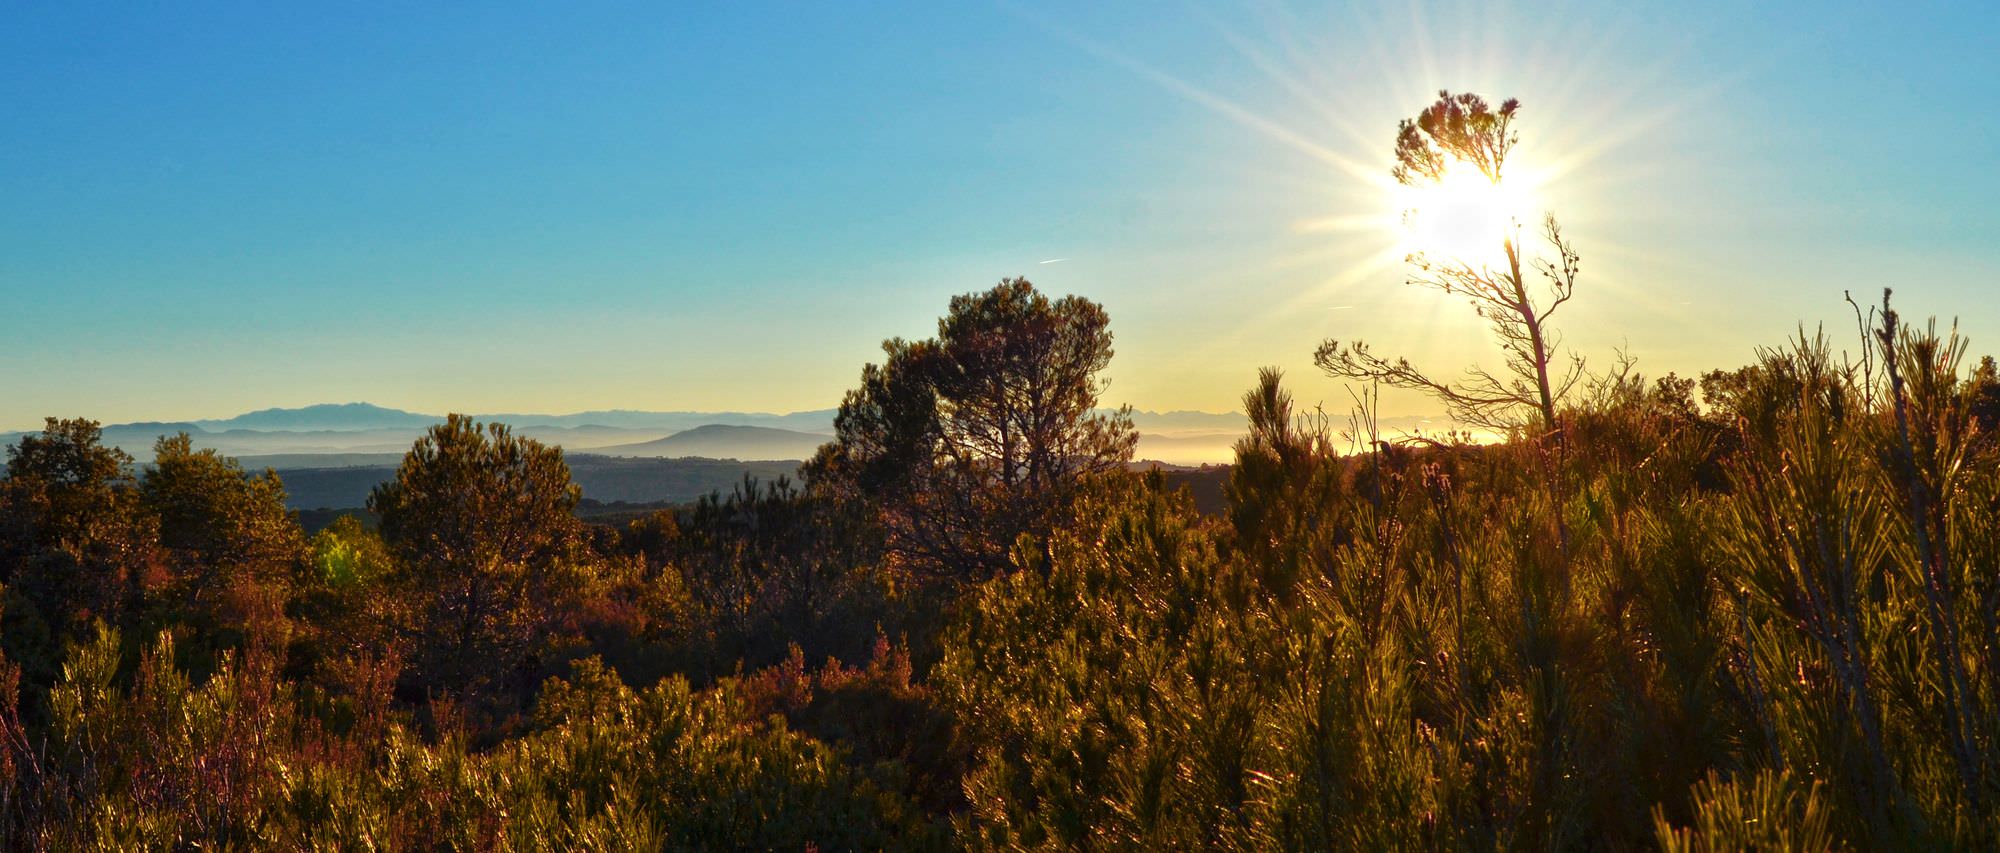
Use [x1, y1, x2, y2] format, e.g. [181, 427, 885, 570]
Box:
[191, 402, 842, 434]
[176, 402, 1246, 436]
[2, 402, 1283, 469]
[196, 403, 440, 432]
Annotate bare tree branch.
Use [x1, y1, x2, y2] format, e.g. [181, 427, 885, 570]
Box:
[1318, 92, 1582, 436]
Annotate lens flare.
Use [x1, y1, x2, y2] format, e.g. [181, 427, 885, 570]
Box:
[1394, 162, 1537, 270]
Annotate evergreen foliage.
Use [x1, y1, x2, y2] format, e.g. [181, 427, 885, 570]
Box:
[808, 278, 1138, 582]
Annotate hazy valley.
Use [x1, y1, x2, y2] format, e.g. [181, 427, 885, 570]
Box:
[2, 402, 1275, 511]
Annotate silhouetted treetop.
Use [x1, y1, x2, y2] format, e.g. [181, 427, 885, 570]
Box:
[808, 277, 1136, 580]
[1323, 91, 1580, 434]
[1393, 90, 1522, 186]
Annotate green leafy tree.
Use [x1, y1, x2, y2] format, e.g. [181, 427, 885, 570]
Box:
[0, 419, 156, 690]
[808, 278, 1137, 581]
[368, 415, 594, 713]
[139, 434, 304, 658]
[289, 514, 401, 706]
[307, 514, 391, 590]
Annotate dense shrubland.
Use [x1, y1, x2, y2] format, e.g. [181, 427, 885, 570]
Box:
[2, 278, 2000, 850]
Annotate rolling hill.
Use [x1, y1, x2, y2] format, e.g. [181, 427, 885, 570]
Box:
[595, 424, 832, 461]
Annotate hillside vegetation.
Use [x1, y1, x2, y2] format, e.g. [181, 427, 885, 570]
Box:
[2, 275, 1999, 849]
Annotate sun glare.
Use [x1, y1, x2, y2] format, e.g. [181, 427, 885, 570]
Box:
[1393, 162, 1538, 271]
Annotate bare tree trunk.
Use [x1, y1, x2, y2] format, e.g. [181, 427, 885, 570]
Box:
[1505, 238, 1558, 434]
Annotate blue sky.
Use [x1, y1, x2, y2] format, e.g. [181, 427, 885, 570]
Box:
[3, 1, 1995, 429]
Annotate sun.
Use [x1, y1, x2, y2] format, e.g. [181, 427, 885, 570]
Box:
[1393, 160, 1538, 271]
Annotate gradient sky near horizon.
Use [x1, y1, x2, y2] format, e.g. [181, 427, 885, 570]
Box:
[3, 1, 1995, 430]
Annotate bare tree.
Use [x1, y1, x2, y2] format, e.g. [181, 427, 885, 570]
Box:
[1315, 91, 1584, 435]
